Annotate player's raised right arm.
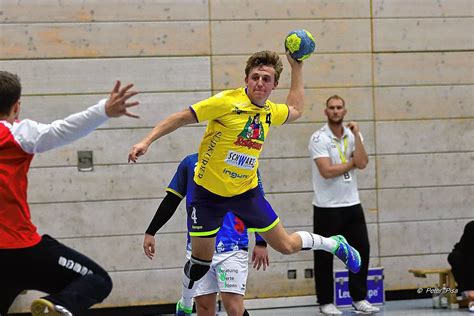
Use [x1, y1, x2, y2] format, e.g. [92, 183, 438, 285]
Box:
[128, 108, 197, 162]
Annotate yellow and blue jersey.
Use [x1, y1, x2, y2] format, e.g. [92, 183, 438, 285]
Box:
[190, 88, 289, 197]
[167, 153, 265, 253]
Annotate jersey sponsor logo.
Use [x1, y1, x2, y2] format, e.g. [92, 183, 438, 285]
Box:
[225, 151, 256, 170]
[218, 266, 239, 288]
[240, 114, 264, 141]
[233, 216, 245, 234]
[312, 132, 322, 143]
[198, 131, 222, 179]
[217, 240, 225, 252]
[223, 168, 249, 179]
[234, 114, 265, 150]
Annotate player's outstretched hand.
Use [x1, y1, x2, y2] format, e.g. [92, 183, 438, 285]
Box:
[128, 141, 149, 163]
[105, 80, 140, 118]
[143, 233, 156, 260]
[252, 245, 270, 271]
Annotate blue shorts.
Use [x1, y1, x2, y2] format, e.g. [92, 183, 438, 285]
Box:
[187, 183, 280, 237]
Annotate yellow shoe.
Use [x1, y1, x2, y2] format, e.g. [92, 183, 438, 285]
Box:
[31, 298, 72, 316]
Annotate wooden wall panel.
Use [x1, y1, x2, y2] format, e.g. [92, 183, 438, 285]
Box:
[375, 119, 474, 154]
[30, 199, 187, 238]
[30, 127, 204, 167]
[381, 254, 452, 291]
[210, 0, 370, 19]
[379, 219, 471, 256]
[21, 88, 372, 129]
[374, 18, 474, 52]
[27, 164, 177, 203]
[212, 54, 372, 90]
[259, 157, 376, 193]
[374, 85, 474, 120]
[59, 234, 188, 271]
[30, 189, 377, 241]
[1, 22, 210, 59]
[374, 52, 473, 86]
[271, 87, 374, 122]
[0, 57, 211, 94]
[378, 186, 474, 222]
[2, 0, 473, 309]
[373, 0, 473, 18]
[211, 20, 370, 54]
[29, 121, 373, 167]
[377, 153, 474, 188]
[0, 0, 210, 23]
[28, 157, 375, 205]
[267, 190, 378, 226]
[265, 224, 379, 261]
[21, 92, 211, 130]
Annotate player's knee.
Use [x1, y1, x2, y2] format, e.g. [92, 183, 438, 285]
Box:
[274, 242, 295, 255]
[92, 271, 113, 300]
[196, 303, 212, 313]
[224, 305, 245, 316]
[101, 272, 113, 297]
[184, 256, 211, 282]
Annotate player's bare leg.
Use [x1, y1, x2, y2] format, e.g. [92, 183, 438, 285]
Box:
[194, 293, 217, 316]
[260, 222, 362, 273]
[220, 292, 245, 316]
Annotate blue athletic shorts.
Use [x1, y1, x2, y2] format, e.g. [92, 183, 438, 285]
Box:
[187, 183, 280, 237]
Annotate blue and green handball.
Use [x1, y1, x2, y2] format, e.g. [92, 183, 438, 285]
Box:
[284, 29, 316, 61]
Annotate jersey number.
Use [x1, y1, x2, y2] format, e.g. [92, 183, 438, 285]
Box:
[191, 207, 198, 224]
[265, 113, 272, 126]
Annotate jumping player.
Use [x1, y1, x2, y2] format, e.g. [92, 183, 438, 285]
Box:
[128, 51, 361, 313]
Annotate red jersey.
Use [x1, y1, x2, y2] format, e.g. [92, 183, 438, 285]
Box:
[0, 100, 108, 249]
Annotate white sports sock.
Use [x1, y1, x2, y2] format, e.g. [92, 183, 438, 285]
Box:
[296, 231, 337, 252]
[180, 271, 195, 309]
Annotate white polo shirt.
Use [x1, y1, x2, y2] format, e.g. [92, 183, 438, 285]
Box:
[308, 123, 362, 208]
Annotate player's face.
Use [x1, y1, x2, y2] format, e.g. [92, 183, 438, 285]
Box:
[325, 99, 346, 124]
[245, 65, 278, 106]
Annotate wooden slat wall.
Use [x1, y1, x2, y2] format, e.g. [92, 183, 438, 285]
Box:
[2, 0, 472, 313]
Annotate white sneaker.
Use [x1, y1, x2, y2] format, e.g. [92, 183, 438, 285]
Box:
[320, 303, 343, 315]
[352, 300, 380, 314]
[31, 299, 73, 316]
[468, 301, 474, 313]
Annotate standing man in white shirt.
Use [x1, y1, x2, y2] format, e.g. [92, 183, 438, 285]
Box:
[308, 95, 379, 315]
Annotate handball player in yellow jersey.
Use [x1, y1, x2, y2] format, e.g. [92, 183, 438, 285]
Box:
[129, 51, 361, 311]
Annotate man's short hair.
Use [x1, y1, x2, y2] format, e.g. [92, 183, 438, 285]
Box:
[325, 95, 345, 107]
[245, 51, 283, 83]
[0, 71, 22, 115]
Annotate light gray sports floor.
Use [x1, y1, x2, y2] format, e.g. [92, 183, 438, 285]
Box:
[197, 297, 469, 316]
[245, 299, 467, 316]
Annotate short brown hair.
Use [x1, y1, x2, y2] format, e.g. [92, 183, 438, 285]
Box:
[245, 51, 283, 82]
[326, 95, 345, 107]
[0, 71, 22, 115]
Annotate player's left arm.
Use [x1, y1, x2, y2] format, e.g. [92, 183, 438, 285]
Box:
[285, 52, 304, 123]
[128, 108, 196, 163]
[347, 121, 368, 169]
